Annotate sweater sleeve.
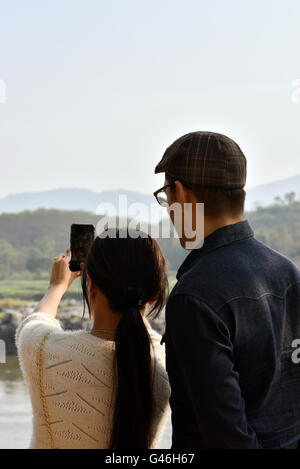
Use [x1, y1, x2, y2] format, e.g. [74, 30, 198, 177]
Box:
[15, 312, 62, 366]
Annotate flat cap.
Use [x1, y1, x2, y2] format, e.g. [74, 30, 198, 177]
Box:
[154, 131, 247, 189]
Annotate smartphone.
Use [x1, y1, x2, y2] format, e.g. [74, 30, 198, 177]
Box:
[69, 224, 95, 272]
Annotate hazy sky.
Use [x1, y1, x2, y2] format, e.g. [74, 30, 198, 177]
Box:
[1, 0, 300, 199]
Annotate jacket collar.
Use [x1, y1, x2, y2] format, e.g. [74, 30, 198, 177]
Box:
[176, 219, 254, 280]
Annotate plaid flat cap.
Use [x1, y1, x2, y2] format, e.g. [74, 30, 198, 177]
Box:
[154, 131, 247, 188]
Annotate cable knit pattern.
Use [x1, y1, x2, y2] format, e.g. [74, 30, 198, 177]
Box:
[15, 312, 171, 449]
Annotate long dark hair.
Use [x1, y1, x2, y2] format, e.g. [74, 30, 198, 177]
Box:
[81, 227, 168, 448]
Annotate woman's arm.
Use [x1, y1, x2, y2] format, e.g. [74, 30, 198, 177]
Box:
[32, 284, 66, 318]
[32, 248, 81, 318]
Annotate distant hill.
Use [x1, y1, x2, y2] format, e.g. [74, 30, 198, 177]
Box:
[0, 188, 166, 224]
[246, 174, 300, 210]
[1, 198, 300, 282]
[0, 208, 187, 277]
[0, 173, 300, 219]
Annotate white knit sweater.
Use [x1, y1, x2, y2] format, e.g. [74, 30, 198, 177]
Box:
[15, 312, 171, 449]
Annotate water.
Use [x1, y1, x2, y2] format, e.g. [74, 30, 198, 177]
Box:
[0, 356, 172, 449]
[0, 356, 32, 449]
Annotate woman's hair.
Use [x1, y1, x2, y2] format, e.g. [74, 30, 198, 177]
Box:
[81, 227, 168, 448]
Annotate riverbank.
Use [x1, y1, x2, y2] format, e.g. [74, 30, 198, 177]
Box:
[0, 299, 166, 355]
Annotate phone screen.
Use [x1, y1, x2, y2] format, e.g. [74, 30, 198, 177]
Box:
[69, 224, 95, 272]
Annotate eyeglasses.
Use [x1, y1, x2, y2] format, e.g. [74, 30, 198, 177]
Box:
[153, 183, 175, 206]
[153, 180, 193, 206]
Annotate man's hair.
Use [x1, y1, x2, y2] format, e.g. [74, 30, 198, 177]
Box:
[165, 173, 246, 218]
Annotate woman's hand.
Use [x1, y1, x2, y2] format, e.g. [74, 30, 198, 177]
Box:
[32, 249, 82, 317]
[49, 248, 81, 293]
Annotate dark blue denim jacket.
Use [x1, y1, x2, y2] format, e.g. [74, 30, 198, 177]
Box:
[161, 220, 300, 449]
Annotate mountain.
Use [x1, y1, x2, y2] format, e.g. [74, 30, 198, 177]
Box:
[246, 174, 300, 210]
[0, 188, 167, 224]
[0, 173, 300, 219]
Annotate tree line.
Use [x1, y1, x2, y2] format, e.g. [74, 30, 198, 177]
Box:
[0, 209, 187, 280]
[0, 193, 299, 281]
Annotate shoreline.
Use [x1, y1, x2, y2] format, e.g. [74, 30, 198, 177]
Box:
[0, 299, 166, 355]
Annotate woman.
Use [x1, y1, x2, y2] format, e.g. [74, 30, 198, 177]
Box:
[15, 228, 171, 449]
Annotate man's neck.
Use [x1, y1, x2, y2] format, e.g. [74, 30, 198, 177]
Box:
[203, 215, 244, 239]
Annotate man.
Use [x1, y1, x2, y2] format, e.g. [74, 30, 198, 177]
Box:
[154, 131, 300, 449]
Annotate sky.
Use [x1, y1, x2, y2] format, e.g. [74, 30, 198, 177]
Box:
[0, 0, 300, 199]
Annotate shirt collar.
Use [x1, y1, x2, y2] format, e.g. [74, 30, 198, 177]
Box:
[176, 219, 254, 280]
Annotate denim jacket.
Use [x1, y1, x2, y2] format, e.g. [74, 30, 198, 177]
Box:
[161, 220, 300, 449]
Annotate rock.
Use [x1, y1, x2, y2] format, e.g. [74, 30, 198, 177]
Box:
[67, 299, 79, 306]
[0, 302, 90, 356]
[148, 308, 166, 336]
[0, 311, 23, 355]
[1, 311, 23, 326]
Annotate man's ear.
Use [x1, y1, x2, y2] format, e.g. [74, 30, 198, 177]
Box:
[175, 180, 195, 204]
[174, 180, 188, 204]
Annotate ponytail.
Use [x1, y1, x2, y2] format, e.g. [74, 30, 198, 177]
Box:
[109, 305, 154, 448]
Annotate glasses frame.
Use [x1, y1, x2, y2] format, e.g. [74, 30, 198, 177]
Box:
[153, 180, 193, 206]
[153, 183, 175, 206]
